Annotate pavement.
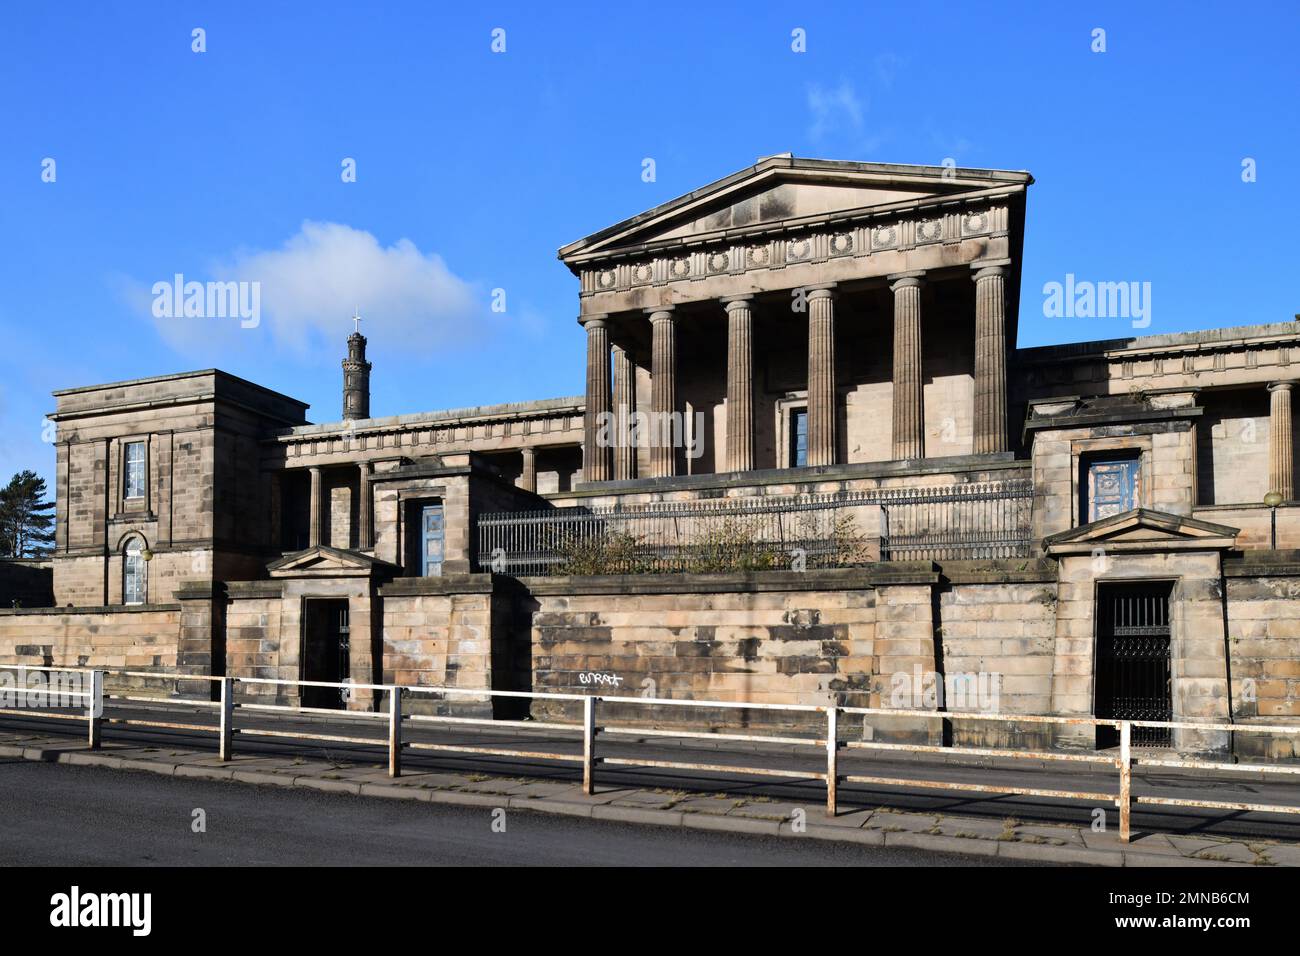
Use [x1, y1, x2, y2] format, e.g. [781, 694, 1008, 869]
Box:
[3, 714, 1299, 866]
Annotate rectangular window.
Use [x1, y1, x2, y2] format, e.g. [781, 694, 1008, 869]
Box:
[123, 541, 146, 605]
[124, 441, 146, 500]
[1082, 453, 1140, 523]
[789, 409, 809, 468]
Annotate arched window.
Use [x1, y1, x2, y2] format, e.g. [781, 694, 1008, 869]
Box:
[123, 537, 147, 605]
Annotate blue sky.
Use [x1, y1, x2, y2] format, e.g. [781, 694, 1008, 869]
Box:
[1, 1, 1297, 489]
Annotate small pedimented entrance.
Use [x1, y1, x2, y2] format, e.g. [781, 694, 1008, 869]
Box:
[1045, 509, 1240, 753]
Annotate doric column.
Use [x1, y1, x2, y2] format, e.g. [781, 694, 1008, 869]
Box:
[1269, 381, 1295, 501]
[648, 308, 677, 478]
[519, 446, 537, 493]
[612, 344, 636, 481]
[581, 316, 611, 482]
[972, 264, 1009, 454]
[358, 461, 374, 550]
[806, 287, 837, 467]
[890, 273, 925, 460]
[308, 466, 322, 548]
[724, 296, 755, 473]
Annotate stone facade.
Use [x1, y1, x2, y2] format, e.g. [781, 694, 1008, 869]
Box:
[3, 155, 1299, 759]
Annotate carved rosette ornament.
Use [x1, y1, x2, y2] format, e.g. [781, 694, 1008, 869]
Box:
[917, 219, 943, 243]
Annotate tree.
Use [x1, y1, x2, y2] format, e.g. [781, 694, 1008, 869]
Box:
[0, 470, 55, 558]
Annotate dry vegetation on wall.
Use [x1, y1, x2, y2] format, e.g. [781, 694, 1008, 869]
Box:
[554, 512, 871, 575]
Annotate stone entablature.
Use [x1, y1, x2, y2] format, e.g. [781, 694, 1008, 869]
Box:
[1017, 321, 1300, 396]
[572, 196, 1014, 307]
[50, 368, 309, 425]
[262, 396, 584, 467]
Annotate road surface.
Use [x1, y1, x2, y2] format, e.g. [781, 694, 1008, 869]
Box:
[0, 759, 1041, 866]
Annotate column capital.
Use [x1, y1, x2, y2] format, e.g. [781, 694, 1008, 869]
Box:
[970, 259, 1011, 281]
[889, 271, 926, 291]
[579, 314, 608, 330]
[1268, 381, 1296, 393]
[721, 295, 754, 312]
[806, 284, 837, 301]
[646, 307, 676, 323]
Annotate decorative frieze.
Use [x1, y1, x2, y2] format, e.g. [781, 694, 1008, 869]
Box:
[577, 202, 1007, 295]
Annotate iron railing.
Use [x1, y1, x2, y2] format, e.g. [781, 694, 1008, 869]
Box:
[5, 662, 1300, 846]
[876, 481, 1035, 561]
[476, 479, 1034, 576]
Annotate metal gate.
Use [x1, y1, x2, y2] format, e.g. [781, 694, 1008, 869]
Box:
[1095, 583, 1173, 747]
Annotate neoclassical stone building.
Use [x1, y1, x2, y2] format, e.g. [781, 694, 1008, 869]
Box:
[3, 156, 1298, 755]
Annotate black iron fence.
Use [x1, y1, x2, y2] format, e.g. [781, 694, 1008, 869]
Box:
[476, 479, 1033, 576]
[876, 481, 1036, 561]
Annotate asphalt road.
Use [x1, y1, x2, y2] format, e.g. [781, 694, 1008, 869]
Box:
[0, 759, 1040, 866]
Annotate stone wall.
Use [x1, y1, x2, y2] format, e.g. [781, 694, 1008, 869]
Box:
[1223, 558, 1300, 758]
[0, 604, 180, 671]
[524, 571, 878, 732]
[937, 577, 1058, 747]
[1194, 504, 1300, 550]
[378, 576, 497, 716]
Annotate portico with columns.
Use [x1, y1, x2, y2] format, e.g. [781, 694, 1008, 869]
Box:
[564, 156, 1030, 484]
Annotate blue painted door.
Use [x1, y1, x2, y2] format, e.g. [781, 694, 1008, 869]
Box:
[421, 504, 444, 576]
[1087, 458, 1139, 522]
[791, 409, 809, 467]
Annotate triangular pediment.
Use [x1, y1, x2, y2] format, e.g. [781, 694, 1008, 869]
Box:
[1044, 509, 1239, 556]
[559, 155, 1032, 263]
[267, 546, 396, 578]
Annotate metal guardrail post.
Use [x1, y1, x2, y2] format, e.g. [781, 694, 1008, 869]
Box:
[218, 677, 234, 761]
[826, 706, 839, 816]
[582, 695, 597, 795]
[1119, 720, 1131, 843]
[87, 670, 103, 749]
[389, 686, 402, 778]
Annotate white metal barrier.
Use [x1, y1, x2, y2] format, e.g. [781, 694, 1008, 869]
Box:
[2, 663, 1299, 844]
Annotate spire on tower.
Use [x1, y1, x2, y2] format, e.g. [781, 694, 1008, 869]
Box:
[342, 312, 372, 421]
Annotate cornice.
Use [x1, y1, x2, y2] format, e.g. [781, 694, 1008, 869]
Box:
[573, 193, 1015, 295]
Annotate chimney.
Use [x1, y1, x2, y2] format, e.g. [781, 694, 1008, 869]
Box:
[342, 313, 371, 420]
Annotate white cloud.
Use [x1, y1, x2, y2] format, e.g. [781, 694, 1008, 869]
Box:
[215, 221, 481, 351]
[119, 222, 488, 359]
[807, 80, 866, 142]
